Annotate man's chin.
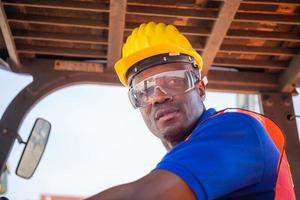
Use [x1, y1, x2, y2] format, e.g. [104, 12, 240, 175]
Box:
[157, 124, 186, 144]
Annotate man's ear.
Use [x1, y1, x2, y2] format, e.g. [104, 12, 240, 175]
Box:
[197, 79, 206, 101]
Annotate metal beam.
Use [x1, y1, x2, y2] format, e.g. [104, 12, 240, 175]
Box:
[207, 70, 279, 93]
[127, 3, 300, 25]
[2, 0, 109, 12]
[219, 45, 298, 56]
[213, 58, 287, 70]
[17, 44, 106, 59]
[54, 60, 104, 73]
[235, 13, 300, 25]
[17, 58, 120, 85]
[16, 58, 280, 94]
[239, 3, 285, 13]
[128, 22, 211, 36]
[260, 93, 300, 198]
[0, 1, 20, 67]
[213, 59, 287, 70]
[201, 0, 242, 75]
[129, 0, 300, 6]
[126, 24, 300, 42]
[13, 30, 107, 45]
[127, 0, 217, 8]
[227, 30, 300, 42]
[243, 0, 300, 6]
[7, 13, 108, 29]
[279, 54, 300, 93]
[107, 0, 127, 70]
[127, 5, 219, 19]
[126, 22, 211, 36]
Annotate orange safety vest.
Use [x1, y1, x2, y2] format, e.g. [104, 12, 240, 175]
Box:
[214, 109, 296, 199]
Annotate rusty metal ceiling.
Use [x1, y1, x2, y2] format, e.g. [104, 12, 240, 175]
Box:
[0, 0, 300, 94]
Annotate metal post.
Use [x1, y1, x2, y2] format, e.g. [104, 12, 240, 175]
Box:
[261, 92, 300, 197]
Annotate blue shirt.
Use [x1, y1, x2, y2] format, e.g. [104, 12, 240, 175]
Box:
[154, 108, 279, 200]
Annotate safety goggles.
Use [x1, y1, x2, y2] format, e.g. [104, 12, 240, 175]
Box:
[128, 70, 199, 108]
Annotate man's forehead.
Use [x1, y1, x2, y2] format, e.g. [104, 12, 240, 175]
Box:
[131, 62, 195, 85]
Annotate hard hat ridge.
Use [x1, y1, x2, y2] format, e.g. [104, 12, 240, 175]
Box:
[115, 21, 203, 86]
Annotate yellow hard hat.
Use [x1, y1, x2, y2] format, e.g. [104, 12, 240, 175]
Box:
[114, 22, 203, 86]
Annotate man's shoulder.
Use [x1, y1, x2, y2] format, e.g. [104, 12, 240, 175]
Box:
[201, 109, 263, 129]
[191, 109, 267, 140]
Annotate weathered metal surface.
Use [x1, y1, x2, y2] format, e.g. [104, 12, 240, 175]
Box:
[280, 54, 300, 93]
[261, 93, 300, 198]
[201, 0, 242, 75]
[0, 1, 20, 67]
[107, 0, 127, 70]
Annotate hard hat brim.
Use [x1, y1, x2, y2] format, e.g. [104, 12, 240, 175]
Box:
[115, 43, 203, 86]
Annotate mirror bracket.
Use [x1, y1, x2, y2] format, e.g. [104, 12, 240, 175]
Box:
[16, 135, 26, 145]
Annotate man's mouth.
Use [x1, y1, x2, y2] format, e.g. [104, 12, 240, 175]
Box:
[155, 107, 179, 121]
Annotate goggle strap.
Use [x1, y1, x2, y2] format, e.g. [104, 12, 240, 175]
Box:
[127, 53, 196, 85]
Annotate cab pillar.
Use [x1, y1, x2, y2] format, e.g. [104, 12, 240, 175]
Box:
[261, 92, 300, 197]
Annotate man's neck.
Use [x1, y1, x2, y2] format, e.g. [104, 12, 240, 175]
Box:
[164, 107, 207, 151]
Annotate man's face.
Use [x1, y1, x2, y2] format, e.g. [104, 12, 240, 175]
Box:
[131, 63, 205, 147]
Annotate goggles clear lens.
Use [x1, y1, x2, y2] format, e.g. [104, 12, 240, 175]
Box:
[128, 70, 199, 108]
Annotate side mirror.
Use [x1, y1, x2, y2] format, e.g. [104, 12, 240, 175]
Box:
[16, 118, 51, 179]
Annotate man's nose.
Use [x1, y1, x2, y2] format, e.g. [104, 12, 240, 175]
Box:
[147, 86, 173, 105]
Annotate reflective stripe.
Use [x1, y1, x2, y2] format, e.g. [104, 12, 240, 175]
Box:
[276, 157, 295, 200]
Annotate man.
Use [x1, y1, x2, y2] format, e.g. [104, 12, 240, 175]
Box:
[87, 22, 295, 200]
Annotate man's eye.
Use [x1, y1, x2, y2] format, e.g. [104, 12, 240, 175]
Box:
[136, 86, 152, 97]
[145, 86, 155, 95]
[136, 90, 146, 98]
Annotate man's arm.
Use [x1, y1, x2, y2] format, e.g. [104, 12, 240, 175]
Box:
[85, 169, 196, 200]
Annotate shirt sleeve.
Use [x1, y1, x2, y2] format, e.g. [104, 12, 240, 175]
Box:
[154, 112, 268, 200]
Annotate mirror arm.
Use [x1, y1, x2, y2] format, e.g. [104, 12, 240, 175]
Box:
[16, 135, 26, 145]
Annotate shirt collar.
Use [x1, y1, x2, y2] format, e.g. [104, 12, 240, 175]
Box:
[183, 108, 217, 142]
[197, 108, 217, 124]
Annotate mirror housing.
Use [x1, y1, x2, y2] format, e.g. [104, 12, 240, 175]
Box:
[16, 118, 51, 179]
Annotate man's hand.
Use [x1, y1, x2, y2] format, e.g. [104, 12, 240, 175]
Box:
[85, 169, 196, 200]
